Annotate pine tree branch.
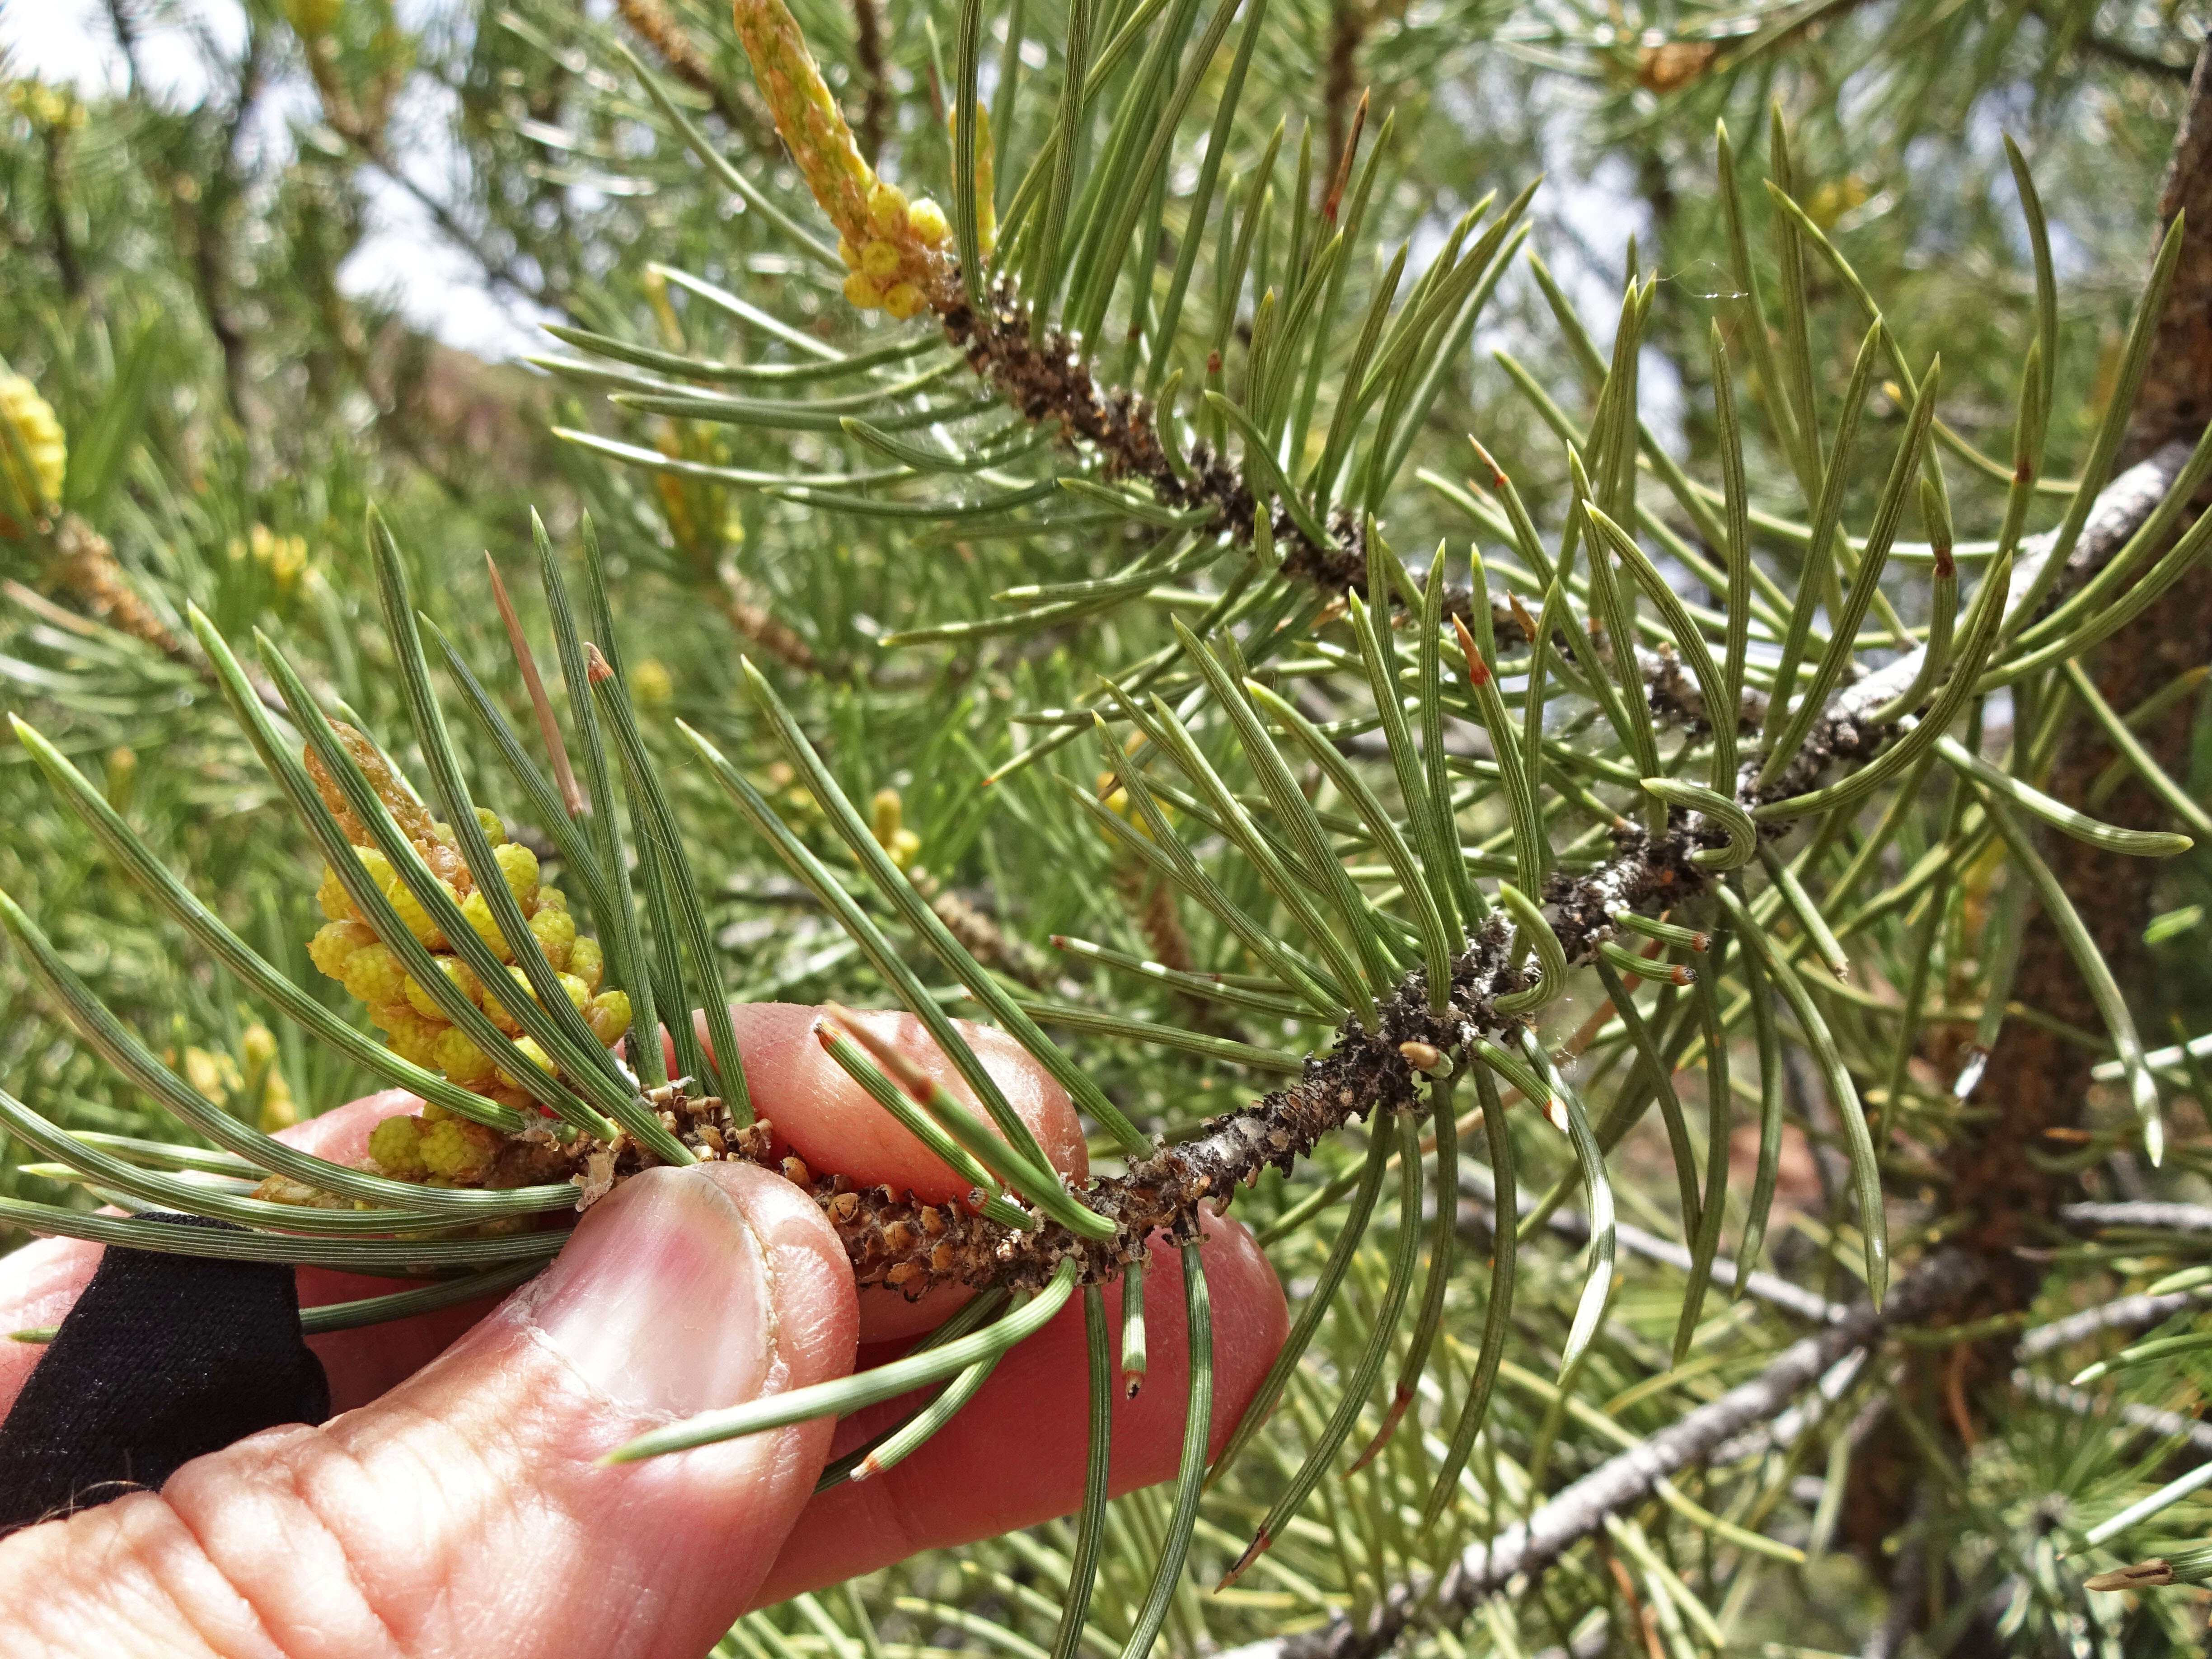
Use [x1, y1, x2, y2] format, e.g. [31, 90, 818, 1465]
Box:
[2056, 1200, 2212, 1237]
[2011, 1370, 2212, 1454]
[2041, 14, 2195, 84]
[1210, 1251, 1981, 1659]
[710, 566, 825, 673]
[19, 519, 295, 718]
[1456, 1163, 1847, 1325]
[1711, 1349, 1875, 1465]
[1747, 435, 2196, 779]
[945, 274, 2195, 728]
[2017, 1278, 2212, 1356]
[39, 516, 185, 662]
[946, 287, 1370, 595]
[795, 438, 2197, 1297]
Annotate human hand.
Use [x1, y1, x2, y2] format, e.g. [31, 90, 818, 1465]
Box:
[0, 1003, 1290, 1657]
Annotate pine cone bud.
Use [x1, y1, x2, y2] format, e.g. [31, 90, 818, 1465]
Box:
[0, 371, 67, 536]
[300, 736, 631, 1181]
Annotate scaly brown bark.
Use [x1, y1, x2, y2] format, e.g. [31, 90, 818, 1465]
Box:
[1950, 37, 2212, 1295]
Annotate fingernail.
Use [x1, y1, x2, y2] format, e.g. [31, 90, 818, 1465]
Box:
[527, 1166, 773, 1418]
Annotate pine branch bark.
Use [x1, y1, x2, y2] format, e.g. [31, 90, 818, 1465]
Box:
[799, 436, 2193, 1297]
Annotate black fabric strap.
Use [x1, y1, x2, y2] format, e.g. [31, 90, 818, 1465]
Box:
[0, 1214, 329, 1531]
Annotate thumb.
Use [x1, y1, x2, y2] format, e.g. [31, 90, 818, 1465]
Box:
[0, 1162, 858, 1659]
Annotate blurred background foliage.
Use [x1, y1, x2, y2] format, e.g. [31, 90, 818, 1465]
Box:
[9, 0, 2212, 1651]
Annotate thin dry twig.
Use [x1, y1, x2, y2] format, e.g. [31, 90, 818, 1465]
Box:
[712, 566, 824, 675]
[2056, 1200, 2212, 1237]
[2015, 1276, 2212, 1359]
[615, 0, 776, 152]
[849, 0, 888, 161]
[486, 552, 587, 815]
[2012, 1369, 2212, 1455]
[1457, 1165, 1847, 1326]
[1211, 1253, 1981, 1659]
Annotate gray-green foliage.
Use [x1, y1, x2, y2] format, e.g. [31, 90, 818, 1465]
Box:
[8, 0, 2212, 1654]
